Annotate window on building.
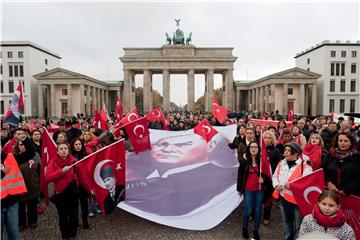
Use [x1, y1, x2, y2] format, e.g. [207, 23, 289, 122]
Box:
[8, 81, 14, 93]
[14, 66, 18, 77]
[351, 51, 357, 57]
[330, 63, 335, 76]
[341, 51, 346, 57]
[329, 99, 335, 113]
[0, 101, 4, 114]
[62, 89, 68, 95]
[18, 51, 23, 58]
[288, 88, 293, 95]
[45, 59, 48, 65]
[0, 51, 2, 58]
[61, 102, 68, 115]
[19, 65, 23, 77]
[0, 64, 2, 75]
[0, 81, 3, 93]
[341, 63, 345, 76]
[307, 68, 310, 71]
[84, 89, 86, 96]
[7, 52, 13, 58]
[330, 80, 335, 92]
[330, 51, 336, 57]
[21, 81, 25, 93]
[350, 99, 356, 113]
[351, 64, 356, 74]
[339, 99, 345, 113]
[336, 63, 340, 76]
[351, 80, 356, 92]
[45, 68, 48, 71]
[340, 80, 346, 92]
[307, 58, 310, 64]
[9, 65, 13, 77]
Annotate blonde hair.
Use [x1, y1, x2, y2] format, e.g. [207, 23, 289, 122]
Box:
[263, 130, 277, 145]
[309, 133, 324, 148]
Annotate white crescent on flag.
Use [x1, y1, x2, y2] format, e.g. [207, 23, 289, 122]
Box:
[128, 113, 138, 121]
[133, 124, 145, 138]
[94, 159, 113, 189]
[303, 186, 322, 204]
[153, 109, 161, 117]
[202, 125, 211, 134]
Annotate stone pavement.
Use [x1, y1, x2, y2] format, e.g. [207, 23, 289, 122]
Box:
[17, 202, 284, 240]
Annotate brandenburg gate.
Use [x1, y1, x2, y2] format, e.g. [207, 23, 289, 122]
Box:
[120, 20, 237, 113]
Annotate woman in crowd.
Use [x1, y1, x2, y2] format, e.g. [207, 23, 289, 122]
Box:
[81, 130, 99, 154]
[299, 190, 355, 239]
[291, 126, 306, 149]
[56, 132, 68, 144]
[255, 125, 262, 142]
[228, 123, 246, 149]
[237, 141, 264, 240]
[45, 143, 79, 240]
[275, 129, 294, 156]
[30, 130, 42, 155]
[272, 142, 312, 240]
[261, 130, 282, 226]
[70, 138, 90, 229]
[321, 132, 360, 196]
[277, 120, 287, 135]
[302, 133, 324, 170]
[13, 140, 41, 231]
[237, 128, 256, 162]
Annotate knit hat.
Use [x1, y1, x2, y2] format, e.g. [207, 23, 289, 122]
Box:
[285, 142, 302, 154]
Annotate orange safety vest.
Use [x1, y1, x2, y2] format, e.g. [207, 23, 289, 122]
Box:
[272, 161, 309, 204]
[0, 153, 27, 199]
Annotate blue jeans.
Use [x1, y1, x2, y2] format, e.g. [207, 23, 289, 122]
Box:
[242, 190, 264, 231]
[1, 202, 20, 240]
[279, 197, 302, 240]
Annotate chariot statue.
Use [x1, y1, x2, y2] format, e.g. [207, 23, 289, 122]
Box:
[165, 19, 192, 45]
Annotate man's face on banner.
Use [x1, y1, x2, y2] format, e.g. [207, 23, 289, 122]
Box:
[104, 176, 116, 194]
[151, 134, 207, 164]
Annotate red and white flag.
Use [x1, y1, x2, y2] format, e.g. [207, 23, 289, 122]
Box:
[194, 120, 218, 142]
[2, 137, 16, 154]
[302, 144, 323, 170]
[93, 108, 108, 130]
[4, 82, 24, 126]
[119, 108, 140, 127]
[123, 117, 151, 154]
[100, 102, 110, 130]
[212, 98, 228, 123]
[163, 114, 170, 130]
[340, 194, 360, 240]
[147, 108, 165, 123]
[40, 128, 57, 205]
[47, 122, 60, 133]
[115, 96, 123, 123]
[75, 139, 126, 215]
[290, 169, 325, 216]
[287, 103, 295, 122]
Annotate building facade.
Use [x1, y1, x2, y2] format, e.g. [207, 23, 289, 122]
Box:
[0, 41, 61, 117]
[295, 40, 360, 115]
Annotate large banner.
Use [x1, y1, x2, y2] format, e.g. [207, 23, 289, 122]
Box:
[119, 125, 242, 230]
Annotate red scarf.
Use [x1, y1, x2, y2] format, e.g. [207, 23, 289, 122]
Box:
[55, 154, 75, 168]
[313, 204, 347, 228]
[302, 144, 322, 170]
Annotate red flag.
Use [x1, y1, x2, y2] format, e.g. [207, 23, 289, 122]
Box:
[289, 169, 325, 216]
[93, 108, 108, 130]
[340, 194, 360, 240]
[2, 137, 16, 154]
[47, 122, 60, 133]
[261, 113, 266, 120]
[288, 103, 294, 121]
[260, 131, 272, 178]
[302, 144, 323, 170]
[115, 96, 123, 123]
[100, 102, 110, 130]
[249, 119, 293, 130]
[119, 108, 140, 126]
[330, 113, 334, 121]
[194, 120, 218, 142]
[212, 98, 228, 123]
[75, 139, 126, 215]
[147, 108, 165, 123]
[163, 114, 170, 130]
[40, 128, 57, 205]
[123, 117, 151, 154]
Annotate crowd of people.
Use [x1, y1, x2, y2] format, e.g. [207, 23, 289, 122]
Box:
[1, 109, 360, 240]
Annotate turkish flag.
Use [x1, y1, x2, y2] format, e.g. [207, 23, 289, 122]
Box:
[40, 128, 57, 205]
[163, 114, 170, 130]
[100, 102, 110, 130]
[289, 169, 325, 216]
[93, 108, 108, 130]
[340, 194, 360, 240]
[194, 120, 218, 142]
[119, 108, 140, 126]
[288, 103, 295, 121]
[302, 144, 323, 170]
[115, 96, 123, 123]
[75, 139, 126, 215]
[212, 98, 228, 123]
[47, 122, 60, 133]
[123, 117, 151, 154]
[147, 108, 165, 123]
[2, 137, 16, 154]
[249, 119, 293, 130]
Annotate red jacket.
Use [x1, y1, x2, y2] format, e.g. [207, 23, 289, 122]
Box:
[45, 155, 76, 193]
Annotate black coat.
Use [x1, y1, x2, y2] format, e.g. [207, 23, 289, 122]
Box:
[320, 128, 337, 152]
[266, 145, 282, 174]
[228, 135, 246, 150]
[103, 185, 125, 214]
[321, 151, 360, 196]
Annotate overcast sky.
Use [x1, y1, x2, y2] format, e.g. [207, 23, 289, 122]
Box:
[2, 1, 359, 106]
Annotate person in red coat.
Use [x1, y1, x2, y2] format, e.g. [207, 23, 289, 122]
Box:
[45, 142, 79, 240]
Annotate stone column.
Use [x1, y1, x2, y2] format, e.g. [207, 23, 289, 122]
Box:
[283, 83, 288, 114]
[236, 89, 241, 112]
[247, 90, 251, 111]
[46, 86, 51, 117]
[50, 84, 56, 117]
[311, 83, 317, 115]
[300, 83, 305, 115]
[264, 85, 269, 112]
[259, 86, 264, 112]
[86, 85, 91, 115]
[97, 88, 101, 109]
[79, 84, 85, 114]
[205, 69, 214, 112]
[270, 84, 276, 111]
[123, 69, 131, 111]
[251, 89, 255, 111]
[255, 88, 259, 111]
[67, 84, 72, 116]
[105, 90, 109, 109]
[100, 89, 104, 106]
[143, 69, 151, 113]
[225, 69, 234, 111]
[162, 69, 170, 111]
[38, 85, 44, 117]
[92, 87, 97, 110]
[187, 69, 195, 111]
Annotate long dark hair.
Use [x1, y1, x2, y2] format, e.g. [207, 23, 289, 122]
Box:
[333, 132, 356, 150]
[70, 138, 87, 160]
[245, 140, 260, 163]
